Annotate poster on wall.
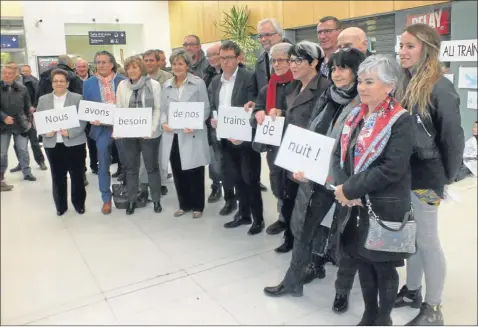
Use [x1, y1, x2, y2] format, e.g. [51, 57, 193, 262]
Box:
[36, 56, 59, 75]
[406, 8, 450, 35]
[458, 67, 478, 89]
[440, 39, 477, 62]
[468, 91, 477, 110]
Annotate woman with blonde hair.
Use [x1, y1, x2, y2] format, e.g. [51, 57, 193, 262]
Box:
[394, 23, 464, 326]
[116, 55, 163, 215]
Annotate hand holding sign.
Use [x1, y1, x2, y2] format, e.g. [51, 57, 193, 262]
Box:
[60, 129, 69, 137]
[269, 108, 281, 121]
[255, 111, 266, 125]
[244, 101, 255, 112]
[253, 116, 285, 147]
[274, 124, 335, 185]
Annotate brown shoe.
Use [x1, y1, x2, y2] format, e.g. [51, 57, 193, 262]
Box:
[102, 201, 112, 215]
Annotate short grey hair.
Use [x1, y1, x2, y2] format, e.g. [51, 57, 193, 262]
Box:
[169, 49, 192, 67]
[270, 42, 292, 56]
[57, 54, 72, 67]
[358, 54, 400, 89]
[257, 18, 283, 35]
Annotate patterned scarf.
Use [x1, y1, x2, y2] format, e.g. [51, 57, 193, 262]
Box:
[97, 72, 116, 104]
[340, 96, 406, 174]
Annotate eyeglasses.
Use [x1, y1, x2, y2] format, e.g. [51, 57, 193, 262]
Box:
[317, 29, 338, 36]
[257, 32, 278, 39]
[95, 60, 110, 65]
[53, 80, 67, 84]
[206, 54, 219, 59]
[183, 43, 199, 47]
[271, 58, 290, 65]
[219, 56, 237, 62]
[289, 57, 306, 65]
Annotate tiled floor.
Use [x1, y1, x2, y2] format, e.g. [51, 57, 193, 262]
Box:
[1, 149, 477, 325]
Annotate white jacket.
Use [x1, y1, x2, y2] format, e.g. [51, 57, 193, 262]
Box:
[115, 78, 162, 138]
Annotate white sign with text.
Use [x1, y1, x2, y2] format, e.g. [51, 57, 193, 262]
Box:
[34, 106, 80, 135]
[274, 124, 336, 185]
[78, 100, 116, 125]
[216, 106, 252, 142]
[168, 102, 204, 129]
[113, 107, 152, 138]
[440, 39, 477, 62]
[253, 116, 285, 146]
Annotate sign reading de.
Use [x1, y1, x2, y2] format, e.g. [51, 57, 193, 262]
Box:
[253, 116, 285, 147]
[113, 107, 152, 138]
[274, 124, 335, 185]
[34, 106, 80, 135]
[168, 102, 204, 130]
[78, 100, 115, 125]
[88, 31, 126, 45]
[216, 106, 252, 142]
[406, 8, 450, 35]
[440, 39, 478, 62]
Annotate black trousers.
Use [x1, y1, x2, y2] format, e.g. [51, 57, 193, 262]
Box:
[335, 251, 358, 296]
[84, 123, 98, 171]
[222, 143, 263, 222]
[122, 137, 162, 202]
[358, 260, 399, 325]
[45, 143, 86, 212]
[170, 134, 205, 211]
[280, 179, 299, 242]
[14, 126, 44, 165]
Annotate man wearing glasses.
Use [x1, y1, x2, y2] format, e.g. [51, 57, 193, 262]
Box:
[183, 35, 209, 79]
[317, 16, 342, 78]
[83, 51, 126, 214]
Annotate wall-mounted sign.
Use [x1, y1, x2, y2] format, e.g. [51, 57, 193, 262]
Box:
[407, 8, 450, 35]
[440, 39, 477, 62]
[1, 35, 19, 49]
[88, 31, 126, 45]
[36, 56, 59, 75]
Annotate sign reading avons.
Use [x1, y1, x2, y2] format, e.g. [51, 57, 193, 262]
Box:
[88, 31, 126, 45]
[406, 8, 450, 35]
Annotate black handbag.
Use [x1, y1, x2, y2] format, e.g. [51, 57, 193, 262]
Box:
[112, 182, 149, 209]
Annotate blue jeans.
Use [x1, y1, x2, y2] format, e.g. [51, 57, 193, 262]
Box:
[96, 134, 124, 203]
[1, 131, 31, 177]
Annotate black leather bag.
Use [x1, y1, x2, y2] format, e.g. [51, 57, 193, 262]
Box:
[112, 183, 149, 209]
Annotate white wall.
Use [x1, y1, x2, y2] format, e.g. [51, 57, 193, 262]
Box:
[22, 0, 171, 76]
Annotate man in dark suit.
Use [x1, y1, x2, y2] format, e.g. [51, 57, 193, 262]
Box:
[208, 41, 264, 235]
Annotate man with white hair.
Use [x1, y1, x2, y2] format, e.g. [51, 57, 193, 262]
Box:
[75, 58, 93, 81]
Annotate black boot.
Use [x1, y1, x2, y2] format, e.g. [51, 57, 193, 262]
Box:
[263, 282, 303, 298]
[275, 230, 293, 253]
[405, 303, 444, 326]
[303, 255, 326, 284]
[266, 220, 286, 235]
[126, 202, 136, 215]
[394, 285, 423, 308]
[333, 293, 349, 314]
[10, 164, 21, 173]
[219, 199, 237, 216]
[153, 201, 162, 213]
[357, 309, 378, 326]
[208, 185, 222, 203]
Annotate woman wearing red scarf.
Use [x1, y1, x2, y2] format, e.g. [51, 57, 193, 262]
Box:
[332, 54, 414, 326]
[246, 42, 294, 253]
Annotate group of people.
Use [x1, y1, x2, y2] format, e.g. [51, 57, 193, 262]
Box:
[0, 13, 471, 326]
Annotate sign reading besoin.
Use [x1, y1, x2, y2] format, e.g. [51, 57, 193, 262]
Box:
[113, 107, 152, 138]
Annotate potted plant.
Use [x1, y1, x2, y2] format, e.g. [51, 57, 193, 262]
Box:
[214, 5, 261, 68]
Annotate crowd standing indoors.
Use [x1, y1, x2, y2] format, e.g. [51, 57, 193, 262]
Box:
[0, 14, 469, 326]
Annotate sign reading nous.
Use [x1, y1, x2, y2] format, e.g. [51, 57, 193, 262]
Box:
[88, 31, 126, 45]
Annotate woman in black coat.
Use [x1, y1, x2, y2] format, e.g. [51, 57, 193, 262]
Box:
[332, 54, 414, 326]
[246, 42, 295, 253]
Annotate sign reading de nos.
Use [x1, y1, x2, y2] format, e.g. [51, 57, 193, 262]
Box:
[406, 8, 450, 35]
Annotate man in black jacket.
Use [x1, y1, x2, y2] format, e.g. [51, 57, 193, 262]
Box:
[6, 63, 47, 173]
[36, 54, 83, 101]
[209, 41, 264, 235]
[1, 66, 37, 191]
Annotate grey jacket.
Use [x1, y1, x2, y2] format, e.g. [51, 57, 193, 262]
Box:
[190, 50, 209, 79]
[36, 91, 86, 148]
[160, 73, 210, 170]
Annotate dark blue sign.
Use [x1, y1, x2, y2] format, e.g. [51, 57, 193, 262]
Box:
[88, 31, 126, 45]
[1, 35, 19, 49]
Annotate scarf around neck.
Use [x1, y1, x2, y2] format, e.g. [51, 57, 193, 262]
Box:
[266, 71, 294, 113]
[126, 76, 155, 109]
[340, 96, 406, 174]
[97, 72, 116, 104]
[329, 82, 357, 105]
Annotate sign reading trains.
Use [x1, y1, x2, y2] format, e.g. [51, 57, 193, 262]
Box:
[88, 31, 126, 45]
